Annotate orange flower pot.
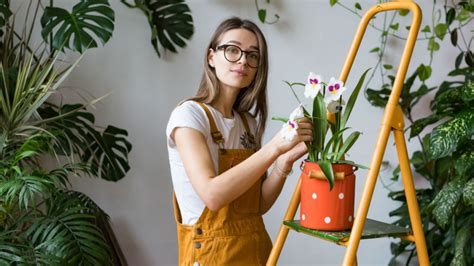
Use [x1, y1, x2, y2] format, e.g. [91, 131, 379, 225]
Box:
[300, 162, 356, 231]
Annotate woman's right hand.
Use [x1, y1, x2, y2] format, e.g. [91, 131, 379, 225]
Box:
[270, 117, 313, 155]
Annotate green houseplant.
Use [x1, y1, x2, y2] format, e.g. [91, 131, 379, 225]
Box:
[0, 2, 134, 264]
[328, 0, 473, 264]
[275, 69, 370, 231]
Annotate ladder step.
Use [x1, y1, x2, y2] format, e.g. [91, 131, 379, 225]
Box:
[283, 219, 412, 244]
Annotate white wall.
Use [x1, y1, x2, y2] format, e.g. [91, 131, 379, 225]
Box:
[15, 0, 460, 265]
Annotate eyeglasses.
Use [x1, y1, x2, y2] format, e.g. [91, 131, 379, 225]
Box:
[216, 44, 260, 68]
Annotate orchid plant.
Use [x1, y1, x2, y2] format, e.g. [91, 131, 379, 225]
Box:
[275, 69, 370, 189]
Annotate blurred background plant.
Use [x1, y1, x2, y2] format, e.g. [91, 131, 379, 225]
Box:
[330, 0, 473, 265]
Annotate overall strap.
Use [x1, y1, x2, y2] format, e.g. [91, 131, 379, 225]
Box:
[194, 102, 224, 145]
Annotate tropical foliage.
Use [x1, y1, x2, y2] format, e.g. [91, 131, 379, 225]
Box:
[0, 0, 136, 264]
[23, 0, 193, 57]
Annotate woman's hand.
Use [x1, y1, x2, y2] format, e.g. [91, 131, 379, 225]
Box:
[270, 117, 313, 156]
[276, 142, 308, 173]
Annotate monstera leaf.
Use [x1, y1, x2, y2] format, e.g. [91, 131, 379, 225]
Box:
[122, 0, 194, 57]
[40, 104, 132, 182]
[0, 0, 11, 28]
[40, 0, 114, 53]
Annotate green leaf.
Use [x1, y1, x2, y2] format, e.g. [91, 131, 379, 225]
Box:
[391, 165, 401, 181]
[40, 104, 132, 181]
[322, 128, 349, 160]
[434, 23, 448, 40]
[258, 9, 267, 23]
[465, 51, 473, 67]
[421, 25, 431, 33]
[365, 87, 391, 108]
[336, 160, 368, 170]
[460, 82, 474, 102]
[454, 148, 474, 177]
[369, 47, 380, 53]
[341, 68, 370, 129]
[355, 3, 361, 10]
[399, 9, 409, 16]
[41, 0, 115, 53]
[448, 67, 472, 77]
[0, 175, 54, 210]
[428, 37, 440, 51]
[450, 29, 458, 46]
[450, 226, 470, 265]
[0, 0, 12, 28]
[409, 114, 441, 138]
[335, 131, 361, 160]
[329, 0, 338, 7]
[318, 160, 334, 190]
[428, 178, 463, 228]
[456, 8, 470, 22]
[134, 0, 194, 57]
[383, 64, 393, 70]
[26, 195, 111, 264]
[462, 179, 474, 206]
[446, 8, 455, 25]
[389, 23, 399, 31]
[428, 110, 474, 159]
[417, 64, 432, 81]
[271, 116, 288, 123]
[311, 94, 327, 161]
[455, 52, 464, 68]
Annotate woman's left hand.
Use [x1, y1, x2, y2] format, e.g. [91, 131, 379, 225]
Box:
[276, 142, 308, 173]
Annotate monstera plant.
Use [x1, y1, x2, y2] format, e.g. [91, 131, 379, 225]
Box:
[14, 0, 194, 57]
[0, 0, 147, 264]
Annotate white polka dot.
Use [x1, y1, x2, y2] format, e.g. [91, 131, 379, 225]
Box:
[302, 214, 306, 221]
[339, 193, 345, 199]
[324, 217, 331, 224]
[348, 216, 353, 222]
[312, 193, 317, 199]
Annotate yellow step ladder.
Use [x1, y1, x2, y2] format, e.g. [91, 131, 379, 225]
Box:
[267, 1, 430, 265]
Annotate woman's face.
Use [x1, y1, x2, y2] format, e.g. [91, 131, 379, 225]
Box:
[208, 28, 259, 91]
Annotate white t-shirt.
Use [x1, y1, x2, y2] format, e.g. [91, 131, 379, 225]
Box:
[166, 101, 257, 225]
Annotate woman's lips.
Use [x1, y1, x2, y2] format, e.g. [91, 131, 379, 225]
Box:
[230, 69, 247, 76]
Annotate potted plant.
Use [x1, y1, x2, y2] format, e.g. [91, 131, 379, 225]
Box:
[0, 3, 133, 264]
[275, 69, 370, 231]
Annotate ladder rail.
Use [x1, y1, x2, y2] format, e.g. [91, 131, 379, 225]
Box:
[342, 1, 424, 265]
[267, 1, 429, 265]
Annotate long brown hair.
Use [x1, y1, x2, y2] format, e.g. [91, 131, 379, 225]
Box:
[188, 17, 269, 147]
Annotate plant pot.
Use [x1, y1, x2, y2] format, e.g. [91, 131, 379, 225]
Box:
[300, 162, 356, 231]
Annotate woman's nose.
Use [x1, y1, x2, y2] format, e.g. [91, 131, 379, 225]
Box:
[238, 53, 248, 65]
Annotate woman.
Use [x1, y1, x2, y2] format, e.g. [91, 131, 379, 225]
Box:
[166, 17, 312, 265]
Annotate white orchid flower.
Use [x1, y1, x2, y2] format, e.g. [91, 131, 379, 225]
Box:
[289, 104, 305, 121]
[327, 99, 346, 113]
[324, 77, 347, 103]
[282, 120, 298, 141]
[304, 72, 324, 99]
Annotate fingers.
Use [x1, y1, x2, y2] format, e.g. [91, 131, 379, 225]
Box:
[295, 117, 312, 129]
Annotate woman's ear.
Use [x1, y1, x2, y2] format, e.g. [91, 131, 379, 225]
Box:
[208, 48, 215, 68]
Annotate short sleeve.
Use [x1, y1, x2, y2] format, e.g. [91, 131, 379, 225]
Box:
[166, 101, 209, 148]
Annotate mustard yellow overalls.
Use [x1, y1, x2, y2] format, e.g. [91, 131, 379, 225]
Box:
[173, 102, 272, 265]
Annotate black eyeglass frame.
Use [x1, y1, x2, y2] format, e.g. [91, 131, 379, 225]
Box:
[216, 44, 260, 68]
